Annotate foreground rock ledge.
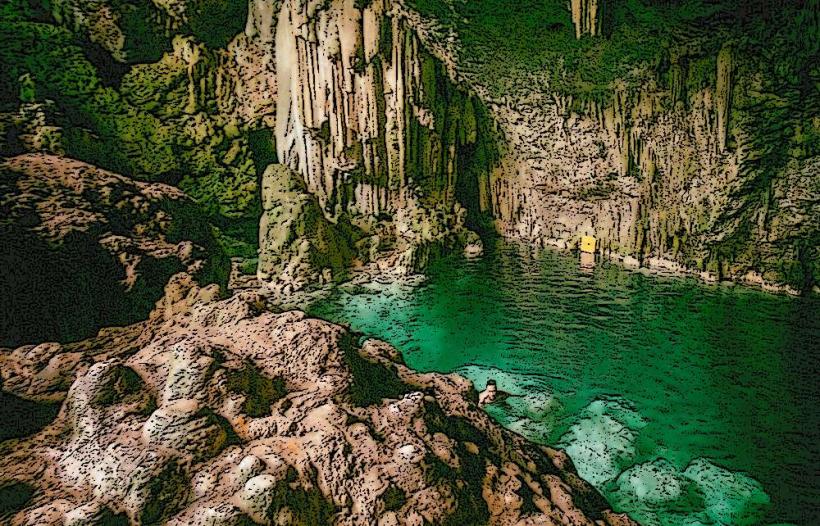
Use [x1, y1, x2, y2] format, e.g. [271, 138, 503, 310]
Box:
[0, 274, 634, 526]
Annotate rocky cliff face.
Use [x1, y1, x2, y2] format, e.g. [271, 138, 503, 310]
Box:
[0, 154, 229, 348]
[486, 46, 818, 293]
[255, 0, 819, 293]
[0, 273, 636, 526]
[255, 0, 497, 286]
[406, 0, 819, 294]
[13, 0, 816, 293]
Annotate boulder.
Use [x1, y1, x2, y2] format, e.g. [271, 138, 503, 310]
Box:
[0, 154, 229, 347]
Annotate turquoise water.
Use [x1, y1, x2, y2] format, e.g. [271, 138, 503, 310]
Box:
[307, 240, 820, 526]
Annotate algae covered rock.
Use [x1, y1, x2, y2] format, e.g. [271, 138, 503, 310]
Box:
[257, 164, 357, 291]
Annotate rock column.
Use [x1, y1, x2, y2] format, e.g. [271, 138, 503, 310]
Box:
[570, 0, 604, 38]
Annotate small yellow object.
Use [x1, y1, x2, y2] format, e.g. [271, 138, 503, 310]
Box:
[580, 235, 596, 253]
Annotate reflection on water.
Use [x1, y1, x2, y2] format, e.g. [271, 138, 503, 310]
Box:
[308, 240, 820, 525]
[579, 251, 596, 272]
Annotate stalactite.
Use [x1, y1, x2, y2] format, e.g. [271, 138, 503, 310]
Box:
[274, 0, 496, 225]
[570, 0, 604, 39]
[715, 44, 734, 153]
[669, 55, 688, 109]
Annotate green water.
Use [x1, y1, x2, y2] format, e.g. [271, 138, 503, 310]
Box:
[308, 240, 820, 526]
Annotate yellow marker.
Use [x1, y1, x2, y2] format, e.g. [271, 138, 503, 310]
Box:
[580, 235, 596, 253]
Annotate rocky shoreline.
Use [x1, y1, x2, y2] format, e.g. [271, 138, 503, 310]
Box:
[0, 271, 636, 526]
[0, 152, 632, 526]
[533, 238, 814, 297]
[0, 151, 804, 526]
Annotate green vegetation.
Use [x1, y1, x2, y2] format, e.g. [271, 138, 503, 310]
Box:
[110, 0, 170, 63]
[380, 484, 408, 512]
[264, 467, 337, 525]
[342, 335, 415, 407]
[0, 482, 34, 518]
[187, 0, 248, 49]
[226, 363, 288, 418]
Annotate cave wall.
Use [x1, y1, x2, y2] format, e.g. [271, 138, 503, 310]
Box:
[28, 0, 818, 292]
[254, 0, 498, 286]
[487, 31, 818, 292]
[274, 0, 496, 226]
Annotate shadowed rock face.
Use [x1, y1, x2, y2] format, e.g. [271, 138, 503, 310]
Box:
[0, 274, 635, 526]
[257, 164, 358, 292]
[0, 154, 229, 347]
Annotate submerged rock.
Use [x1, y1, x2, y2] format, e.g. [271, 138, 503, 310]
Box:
[0, 274, 635, 526]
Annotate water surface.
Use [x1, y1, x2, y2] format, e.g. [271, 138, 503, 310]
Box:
[308, 240, 819, 525]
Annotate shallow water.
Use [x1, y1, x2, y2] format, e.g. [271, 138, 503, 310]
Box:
[308, 240, 820, 525]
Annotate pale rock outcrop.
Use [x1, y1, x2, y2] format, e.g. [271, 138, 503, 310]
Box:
[570, 0, 605, 39]
[257, 164, 357, 291]
[0, 274, 637, 525]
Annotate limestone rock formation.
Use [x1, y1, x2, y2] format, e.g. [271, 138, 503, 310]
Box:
[483, 56, 818, 292]
[570, 0, 605, 39]
[0, 154, 229, 347]
[24, 0, 818, 294]
[257, 164, 357, 291]
[404, 1, 819, 294]
[262, 0, 494, 284]
[258, 0, 817, 293]
[0, 274, 636, 526]
[275, 0, 495, 219]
